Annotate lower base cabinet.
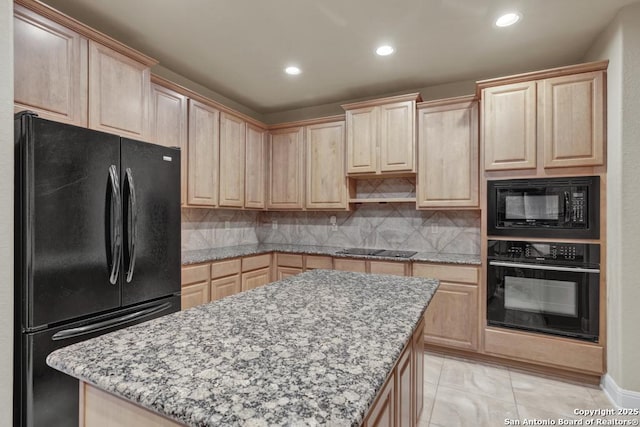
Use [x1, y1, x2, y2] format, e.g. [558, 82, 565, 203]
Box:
[241, 267, 271, 291]
[413, 263, 479, 351]
[181, 282, 209, 310]
[277, 266, 303, 280]
[211, 275, 241, 300]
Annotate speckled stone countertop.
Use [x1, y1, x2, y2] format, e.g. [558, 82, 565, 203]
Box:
[47, 270, 439, 427]
[182, 243, 481, 266]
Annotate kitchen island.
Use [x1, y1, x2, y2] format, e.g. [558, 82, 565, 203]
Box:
[47, 270, 439, 426]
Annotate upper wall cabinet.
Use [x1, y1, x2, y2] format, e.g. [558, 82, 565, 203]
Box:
[343, 93, 421, 176]
[417, 96, 479, 209]
[305, 120, 348, 210]
[245, 123, 267, 209]
[150, 78, 188, 206]
[188, 99, 219, 207]
[268, 127, 305, 210]
[14, 5, 88, 126]
[14, 1, 157, 138]
[479, 62, 607, 172]
[219, 112, 247, 208]
[88, 41, 151, 140]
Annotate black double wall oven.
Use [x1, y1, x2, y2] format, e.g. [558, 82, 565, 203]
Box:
[486, 177, 601, 342]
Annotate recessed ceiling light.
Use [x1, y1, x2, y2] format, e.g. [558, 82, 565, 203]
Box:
[495, 12, 521, 27]
[376, 45, 394, 56]
[285, 66, 301, 75]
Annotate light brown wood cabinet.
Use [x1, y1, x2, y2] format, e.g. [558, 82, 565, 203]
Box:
[14, 5, 88, 126]
[396, 344, 413, 427]
[150, 80, 188, 205]
[480, 64, 606, 171]
[305, 120, 348, 209]
[343, 94, 421, 175]
[413, 263, 479, 351]
[540, 71, 605, 168]
[241, 267, 271, 291]
[482, 81, 537, 171]
[268, 127, 305, 209]
[417, 97, 479, 208]
[333, 258, 367, 273]
[305, 255, 333, 270]
[88, 41, 150, 140]
[187, 99, 219, 206]
[219, 112, 246, 207]
[211, 275, 241, 301]
[181, 264, 210, 310]
[412, 317, 425, 425]
[366, 371, 396, 427]
[245, 123, 267, 209]
[369, 261, 407, 276]
[277, 267, 303, 280]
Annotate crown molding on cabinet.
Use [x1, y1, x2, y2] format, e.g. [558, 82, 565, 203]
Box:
[475, 60, 609, 98]
[15, 0, 157, 66]
[268, 114, 346, 130]
[341, 92, 422, 110]
[417, 94, 477, 110]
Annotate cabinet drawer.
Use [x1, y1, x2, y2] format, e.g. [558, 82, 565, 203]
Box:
[181, 264, 210, 286]
[412, 263, 478, 284]
[333, 258, 367, 273]
[277, 253, 303, 268]
[242, 254, 271, 272]
[211, 259, 241, 279]
[305, 255, 333, 270]
[369, 261, 407, 276]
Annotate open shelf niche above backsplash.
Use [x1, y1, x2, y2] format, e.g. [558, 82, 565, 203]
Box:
[349, 177, 416, 203]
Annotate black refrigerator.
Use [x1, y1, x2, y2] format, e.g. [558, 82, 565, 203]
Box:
[14, 112, 182, 427]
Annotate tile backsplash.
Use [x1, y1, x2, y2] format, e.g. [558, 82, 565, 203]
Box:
[182, 204, 480, 255]
[257, 204, 480, 254]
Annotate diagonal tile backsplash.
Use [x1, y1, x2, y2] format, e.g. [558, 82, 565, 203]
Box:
[182, 203, 480, 255]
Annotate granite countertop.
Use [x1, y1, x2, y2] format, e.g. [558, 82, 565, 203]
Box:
[47, 270, 439, 427]
[182, 243, 481, 266]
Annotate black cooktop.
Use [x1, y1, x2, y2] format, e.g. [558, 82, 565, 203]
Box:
[336, 248, 417, 258]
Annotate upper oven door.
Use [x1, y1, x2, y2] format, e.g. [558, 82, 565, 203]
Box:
[487, 177, 599, 239]
[486, 260, 600, 341]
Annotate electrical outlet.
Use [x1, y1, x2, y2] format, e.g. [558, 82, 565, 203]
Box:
[331, 224, 338, 232]
[224, 220, 230, 229]
[431, 223, 438, 234]
[329, 215, 337, 225]
[272, 220, 278, 230]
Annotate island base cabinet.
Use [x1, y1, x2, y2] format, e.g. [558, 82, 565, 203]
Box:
[80, 382, 182, 426]
[365, 372, 396, 427]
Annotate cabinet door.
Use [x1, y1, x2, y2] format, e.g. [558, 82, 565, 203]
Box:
[417, 100, 478, 208]
[365, 371, 395, 427]
[211, 275, 241, 300]
[219, 112, 246, 207]
[187, 100, 219, 206]
[306, 121, 348, 209]
[346, 106, 378, 174]
[412, 317, 425, 425]
[380, 100, 416, 172]
[181, 282, 210, 310]
[88, 41, 150, 140]
[245, 123, 267, 209]
[541, 71, 605, 168]
[396, 344, 413, 427]
[14, 5, 88, 126]
[277, 266, 302, 280]
[150, 83, 188, 205]
[423, 282, 478, 350]
[268, 127, 304, 209]
[241, 267, 271, 291]
[483, 81, 536, 171]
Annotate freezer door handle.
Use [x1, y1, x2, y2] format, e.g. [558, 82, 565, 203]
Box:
[51, 302, 172, 341]
[107, 165, 122, 285]
[124, 168, 138, 283]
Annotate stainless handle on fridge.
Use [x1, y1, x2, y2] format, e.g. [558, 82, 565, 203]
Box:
[489, 260, 600, 273]
[51, 302, 172, 341]
[125, 168, 138, 283]
[107, 165, 122, 285]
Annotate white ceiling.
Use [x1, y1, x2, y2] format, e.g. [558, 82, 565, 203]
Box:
[40, 0, 635, 114]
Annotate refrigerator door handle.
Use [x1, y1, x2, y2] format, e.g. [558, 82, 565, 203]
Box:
[107, 165, 122, 285]
[125, 168, 138, 283]
[51, 302, 172, 341]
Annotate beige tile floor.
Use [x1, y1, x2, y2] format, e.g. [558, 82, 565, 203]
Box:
[418, 352, 640, 427]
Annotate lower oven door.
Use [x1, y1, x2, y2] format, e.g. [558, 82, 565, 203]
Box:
[487, 261, 600, 342]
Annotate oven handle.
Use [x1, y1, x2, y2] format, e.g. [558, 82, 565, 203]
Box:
[489, 261, 599, 273]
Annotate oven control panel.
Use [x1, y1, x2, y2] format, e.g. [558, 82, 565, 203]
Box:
[488, 240, 600, 266]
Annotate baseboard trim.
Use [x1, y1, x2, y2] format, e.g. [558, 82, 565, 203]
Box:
[602, 374, 640, 408]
